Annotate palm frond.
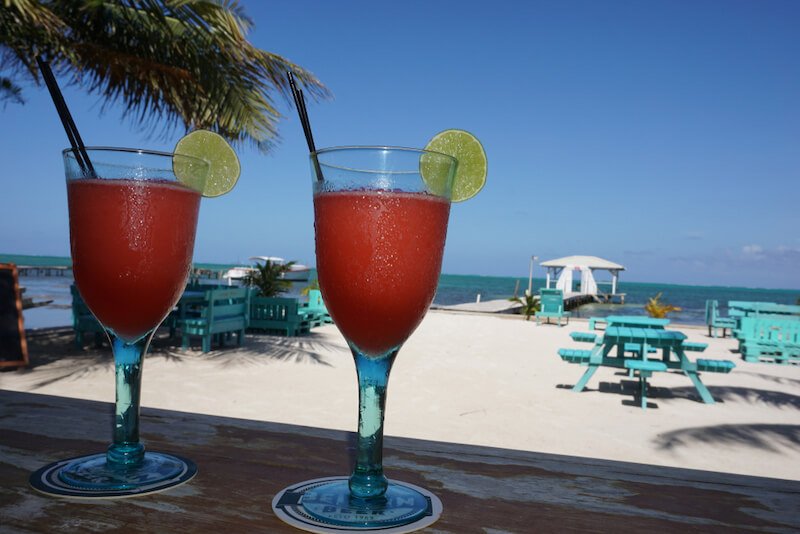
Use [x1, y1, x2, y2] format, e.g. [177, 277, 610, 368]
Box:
[242, 260, 293, 297]
[0, 77, 25, 105]
[0, 0, 331, 151]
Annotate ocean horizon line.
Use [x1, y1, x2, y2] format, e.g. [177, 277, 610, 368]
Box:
[2, 252, 799, 293]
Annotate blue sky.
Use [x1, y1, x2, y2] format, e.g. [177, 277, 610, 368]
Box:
[1, 0, 798, 289]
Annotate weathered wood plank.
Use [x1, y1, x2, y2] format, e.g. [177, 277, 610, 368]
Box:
[1, 390, 798, 533]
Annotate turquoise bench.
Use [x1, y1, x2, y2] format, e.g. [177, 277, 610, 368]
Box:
[249, 296, 312, 336]
[588, 317, 606, 330]
[737, 317, 800, 364]
[705, 300, 737, 338]
[558, 348, 592, 364]
[570, 332, 598, 343]
[682, 341, 708, 352]
[299, 289, 333, 328]
[178, 287, 249, 353]
[696, 359, 736, 373]
[624, 343, 657, 355]
[624, 359, 668, 410]
[70, 284, 104, 348]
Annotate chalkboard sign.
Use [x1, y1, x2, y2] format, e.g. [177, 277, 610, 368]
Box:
[0, 263, 28, 368]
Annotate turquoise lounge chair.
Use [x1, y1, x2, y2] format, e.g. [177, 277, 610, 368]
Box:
[536, 288, 571, 326]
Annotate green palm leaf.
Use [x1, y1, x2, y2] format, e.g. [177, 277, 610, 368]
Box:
[242, 260, 293, 297]
[0, 0, 330, 151]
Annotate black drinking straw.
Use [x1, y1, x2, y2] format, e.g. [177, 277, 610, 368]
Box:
[287, 71, 317, 152]
[287, 71, 324, 182]
[36, 56, 96, 177]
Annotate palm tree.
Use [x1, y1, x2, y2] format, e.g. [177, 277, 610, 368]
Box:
[644, 292, 681, 319]
[0, 1, 330, 151]
[520, 293, 541, 321]
[243, 260, 293, 297]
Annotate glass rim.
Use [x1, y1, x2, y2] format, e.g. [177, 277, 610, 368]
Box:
[62, 146, 208, 166]
[311, 146, 457, 177]
[313, 145, 456, 162]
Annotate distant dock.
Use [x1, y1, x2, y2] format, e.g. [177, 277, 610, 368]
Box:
[14, 265, 232, 280]
[16, 265, 72, 277]
[434, 292, 625, 315]
[432, 299, 523, 314]
[563, 292, 626, 310]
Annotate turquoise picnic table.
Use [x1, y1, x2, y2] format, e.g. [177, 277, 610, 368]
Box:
[588, 315, 670, 330]
[729, 301, 800, 317]
[565, 325, 734, 408]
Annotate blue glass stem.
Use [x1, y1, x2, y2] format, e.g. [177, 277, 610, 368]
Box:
[349, 347, 399, 499]
[106, 331, 154, 466]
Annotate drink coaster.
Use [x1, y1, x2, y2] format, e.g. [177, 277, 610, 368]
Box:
[273, 476, 442, 533]
[29, 453, 197, 499]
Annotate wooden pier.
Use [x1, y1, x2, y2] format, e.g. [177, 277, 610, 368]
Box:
[434, 292, 625, 316]
[432, 299, 523, 314]
[564, 292, 626, 310]
[16, 265, 72, 277]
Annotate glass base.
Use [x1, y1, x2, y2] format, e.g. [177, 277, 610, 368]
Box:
[301, 479, 432, 528]
[30, 452, 196, 498]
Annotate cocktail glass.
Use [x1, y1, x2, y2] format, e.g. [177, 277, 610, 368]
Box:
[297, 146, 456, 528]
[30, 147, 208, 497]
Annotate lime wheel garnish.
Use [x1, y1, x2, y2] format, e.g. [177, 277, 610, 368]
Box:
[173, 130, 240, 197]
[422, 129, 487, 202]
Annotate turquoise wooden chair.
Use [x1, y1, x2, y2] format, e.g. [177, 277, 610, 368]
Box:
[70, 284, 105, 348]
[177, 287, 249, 352]
[536, 288, 571, 326]
[705, 300, 737, 338]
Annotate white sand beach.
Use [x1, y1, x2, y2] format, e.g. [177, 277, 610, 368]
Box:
[2, 311, 799, 481]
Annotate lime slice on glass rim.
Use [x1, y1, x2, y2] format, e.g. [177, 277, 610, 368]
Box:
[173, 130, 241, 197]
[421, 129, 487, 202]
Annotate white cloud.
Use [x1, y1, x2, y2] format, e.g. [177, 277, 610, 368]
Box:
[742, 244, 764, 259]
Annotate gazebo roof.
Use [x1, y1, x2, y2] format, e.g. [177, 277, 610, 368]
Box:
[540, 255, 625, 271]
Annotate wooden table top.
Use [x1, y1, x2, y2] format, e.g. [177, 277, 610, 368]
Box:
[604, 316, 671, 328]
[1, 389, 798, 533]
[604, 326, 687, 345]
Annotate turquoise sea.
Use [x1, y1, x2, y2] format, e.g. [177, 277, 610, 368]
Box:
[4, 254, 798, 330]
[432, 274, 799, 325]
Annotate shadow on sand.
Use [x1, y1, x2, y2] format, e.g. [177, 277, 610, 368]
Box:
[654, 424, 800, 453]
[8, 326, 347, 389]
[558, 374, 800, 410]
[199, 332, 348, 368]
[555, 374, 800, 451]
[732, 370, 800, 388]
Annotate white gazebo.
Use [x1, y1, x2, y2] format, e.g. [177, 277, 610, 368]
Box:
[540, 255, 625, 299]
